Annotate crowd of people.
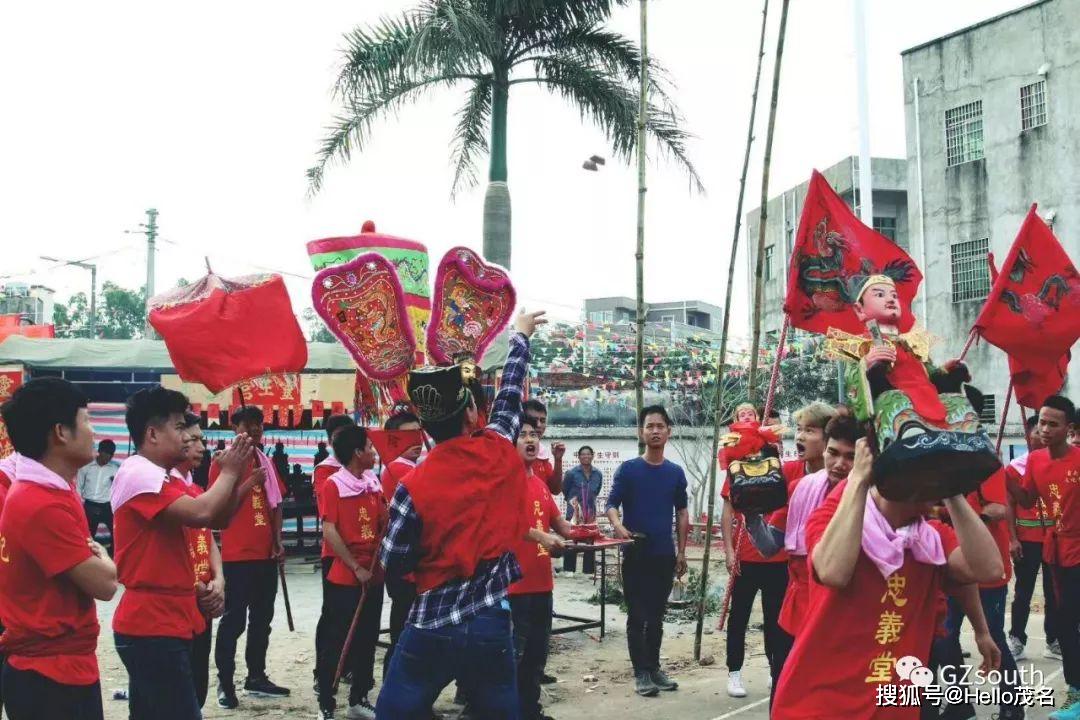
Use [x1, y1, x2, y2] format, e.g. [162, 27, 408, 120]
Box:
[0, 305, 1077, 720]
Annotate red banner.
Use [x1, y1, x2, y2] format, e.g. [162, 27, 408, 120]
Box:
[0, 368, 24, 457]
[232, 374, 303, 426]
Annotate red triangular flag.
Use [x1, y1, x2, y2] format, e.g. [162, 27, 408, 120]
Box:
[368, 429, 425, 465]
[784, 170, 922, 335]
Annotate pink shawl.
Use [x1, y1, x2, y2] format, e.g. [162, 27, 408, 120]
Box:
[13, 455, 72, 491]
[784, 469, 831, 555]
[111, 455, 170, 512]
[170, 468, 194, 486]
[330, 467, 382, 499]
[254, 451, 283, 509]
[1009, 453, 1029, 476]
[861, 492, 946, 578]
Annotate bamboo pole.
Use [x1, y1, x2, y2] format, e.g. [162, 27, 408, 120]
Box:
[747, 0, 791, 403]
[693, 0, 772, 662]
[634, 0, 648, 454]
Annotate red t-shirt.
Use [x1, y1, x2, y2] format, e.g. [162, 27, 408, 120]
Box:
[720, 460, 803, 565]
[0, 468, 11, 490]
[533, 457, 554, 486]
[313, 461, 339, 559]
[0, 481, 99, 685]
[113, 477, 204, 639]
[1011, 461, 1051, 543]
[1021, 446, 1080, 567]
[962, 468, 1011, 588]
[210, 458, 283, 562]
[322, 480, 387, 587]
[380, 458, 416, 504]
[183, 483, 214, 586]
[772, 488, 959, 720]
[510, 472, 561, 596]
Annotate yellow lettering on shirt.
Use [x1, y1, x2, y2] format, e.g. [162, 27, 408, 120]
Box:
[865, 651, 896, 683]
[881, 574, 908, 607]
[0, 535, 8, 563]
[874, 611, 904, 645]
[196, 534, 209, 556]
[254, 513, 267, 527]
[252, 494, 265, 511]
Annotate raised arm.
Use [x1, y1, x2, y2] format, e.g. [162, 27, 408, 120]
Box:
[162, 436, 260, 529]
[743, 512, 786, 558]
[810, 439, 873, 589]
[486, 311, 547, 444]
[943, 493, 1004, 585]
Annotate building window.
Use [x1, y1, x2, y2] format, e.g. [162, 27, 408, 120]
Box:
[873, 216, 897, 243]
[764, 245, 775, 281]
[603, 310, 613, 324]
[951, 238, 991, 303]
[945, 101, 984, 167]
[1020, 80, 1047, 130]
[979, 394, 996, 425]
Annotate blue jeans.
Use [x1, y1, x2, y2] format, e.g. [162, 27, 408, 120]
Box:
[114, 633, 202, 720]
[375, 604, 518, 720]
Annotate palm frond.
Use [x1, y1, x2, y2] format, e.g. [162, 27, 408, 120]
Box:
[450, 77, 493, 197]
[335, 13, 424, 100]
[307, 75, 466, 194]
[410, 0, 497, 74]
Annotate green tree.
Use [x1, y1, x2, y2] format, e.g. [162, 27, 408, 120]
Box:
[53, 283, 146, 339]
[307, 0, 702, 269]
[303, 308, 336, 343]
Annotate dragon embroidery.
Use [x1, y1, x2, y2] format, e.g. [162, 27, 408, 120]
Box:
[1000, 247, 1079, 323]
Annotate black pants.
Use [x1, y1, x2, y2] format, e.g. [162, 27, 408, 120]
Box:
[315, 581, 384, 712]
[769, 627, 795, 706]
[2, 663, 104, 720]
[314, 557, 333, 688]
[622, 550, 675, 672]
[84, 500, 113, 547]
[1009, 539, 1058, 645]
[725, 561, 788, 672]
[563, 549, 596, 575]
[191, 624, 212, 708]
[1053, 563, 1080, 688]
[114, 633, 201, 720]
[511, 592, 554, 720]
[215, 560, 278, 685]
[384, 574, 418, 678]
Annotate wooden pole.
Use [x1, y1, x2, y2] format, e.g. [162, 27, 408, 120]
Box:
[278, 563, 295, 632]
[634, 0, 649, 454]
[747, 0, 791, 403]
[995, 380, 1014, 456]
[693, 0, 772, 662]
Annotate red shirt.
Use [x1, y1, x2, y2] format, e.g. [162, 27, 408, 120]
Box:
[510, 473, 561, 596]
[0, 468, 11, 490]
[313, 461, 339, 559]
[381, 458, 417, 503]
[772, 488, 959, 720]
[113, 477, 204, 639]
[963, 468, 1011, 588]
[720, 460, 803, 565]
[210, 458, 283, 562]
[1012, 462, 1051, 543]
[0, 481, 99, 685]
[1021, 446, 1080, 566]
[534, 457, 554, 486]
[183, 482, 214, 586]
[322, 480, 387, 587]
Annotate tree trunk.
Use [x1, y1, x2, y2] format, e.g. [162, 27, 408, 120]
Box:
[483, 77, 512, 269]
[693, 0, 772, 662]
[634, 0, 648, 453]
[747, 0, 791, 403]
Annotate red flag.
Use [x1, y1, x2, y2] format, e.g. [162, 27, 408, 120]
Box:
[149, 273, 308, 394]
[783, 171, 922, 335]
[367, 429, 425, 465]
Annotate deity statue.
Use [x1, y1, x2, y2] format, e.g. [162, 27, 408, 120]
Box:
[823, 275, 1001, 502]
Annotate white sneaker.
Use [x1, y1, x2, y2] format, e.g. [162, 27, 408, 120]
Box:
[345, 698, 376, 720]
[727, 670, 747, 698]
[565, 571, 576, 578]
[1045, 640, 1063, 659]
[768, 674, 773, 690]
[1008, 634, 1026, 660]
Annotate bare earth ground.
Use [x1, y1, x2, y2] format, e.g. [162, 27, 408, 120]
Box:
[93, 555, 1065, 720]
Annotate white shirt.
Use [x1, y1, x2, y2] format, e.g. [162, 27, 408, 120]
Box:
[77, 460, 120, 504]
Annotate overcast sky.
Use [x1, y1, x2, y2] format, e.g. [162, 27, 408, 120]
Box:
[0, 0, 1028, 335]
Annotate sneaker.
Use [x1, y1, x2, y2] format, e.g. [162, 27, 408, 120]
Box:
[1008, 634, 1027, 660]
[727, 670, 747, 698]
[217, 682, 240, 709]
[316, 709, 335, 720]
[540, 671, 558, 684]
[244, 676, 291, 698]
[345, 697, 377, 720]
[565, 571, 577, 578]
[768, 674, 773, 690]
[634, 670, 659, 697]
[650, 669, 678, 691]
[1050, 686, 1080, 720]
[1045, 640, 1063, 660]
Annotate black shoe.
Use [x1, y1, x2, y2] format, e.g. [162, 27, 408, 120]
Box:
[244, 676, 291, 698]
[217, 682, 240, 709]
[341, 670, 353, 685]
[650, 669, 678, 691]
[540, 672, 558, 684]
[317, 709, 335, 720]
[634, 670, 659, 697]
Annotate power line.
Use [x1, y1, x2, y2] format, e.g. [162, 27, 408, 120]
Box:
[0, 245, 138, 281]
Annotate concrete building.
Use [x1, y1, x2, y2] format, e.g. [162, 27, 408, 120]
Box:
[584, 296, 723, 333]
[745, 156, 909, 340]
[0, 283, 55, 326]
[903, 0, 1079, 422]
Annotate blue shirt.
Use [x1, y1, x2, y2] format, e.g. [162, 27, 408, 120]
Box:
[563, 465, 603, 521]
[606, 457, 688, 556]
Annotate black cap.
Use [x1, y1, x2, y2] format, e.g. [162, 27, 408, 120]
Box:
[408, 365, 472, 423]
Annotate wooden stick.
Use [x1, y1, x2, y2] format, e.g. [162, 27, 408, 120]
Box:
[715, 519, 744, 632]
[332, 552, 381, 692]
[994, 380, 1014, 456]
[762, 316, 790, 420]
[278, 562, 295, 632]
[957, 329, 978, 363]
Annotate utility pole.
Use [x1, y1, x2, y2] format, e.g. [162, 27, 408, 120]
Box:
[41, 256, 97, 337]
[634, 0, 648, 454]
[143, 208, 158, 336]
[853, 0, 873, 224]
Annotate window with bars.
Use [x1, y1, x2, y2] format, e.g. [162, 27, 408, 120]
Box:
[945, 101, 984, 167]
[951, 238, 991, 303]
[764, 245, 775, 281]
[1021, 80, 1047, 130]
[979, 394, 996, 425]
[874, 216, 898, 243]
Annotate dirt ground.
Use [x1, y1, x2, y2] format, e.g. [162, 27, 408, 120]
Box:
[93, 554, 1065, 720]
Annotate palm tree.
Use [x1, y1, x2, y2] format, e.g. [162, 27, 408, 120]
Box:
[307, 0, 702, 269]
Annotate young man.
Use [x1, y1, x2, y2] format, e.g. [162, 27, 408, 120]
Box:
[561, 445, 603, 577]
[772, 438, 1004, 719]
[511, 416, 573, 720]
[0, 379, 118, 720]
[525, 398, 565, 494]
[77, 438, 120, 551]
[376, 310, 546, 719]
[1006, 396, 1080, 720]
[606, 405, 690, 698]
[378, 410, 423, 676]
[112, 386, 256, 719]
[722, 401, 835, 698]
[1008, 413, 1058, 661]
[172, 413, 225, 710]
[211, 405, 290, 709]
[315, 425, 386, 720]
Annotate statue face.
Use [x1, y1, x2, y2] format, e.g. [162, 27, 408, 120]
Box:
[854, 282, 902, 324]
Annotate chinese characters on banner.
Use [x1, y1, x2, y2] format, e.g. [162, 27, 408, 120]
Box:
[232, 374, 303, 426]
[0, 367, 24, 458]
